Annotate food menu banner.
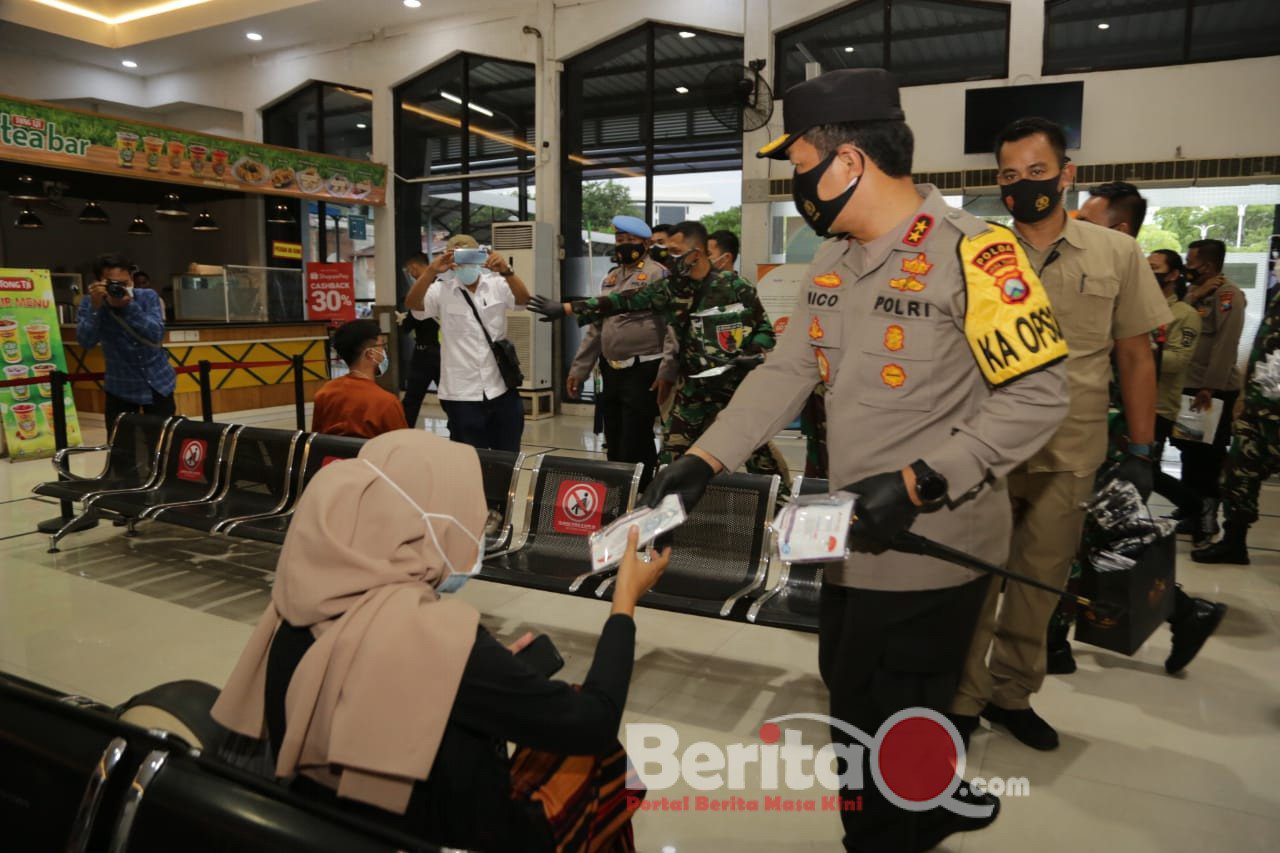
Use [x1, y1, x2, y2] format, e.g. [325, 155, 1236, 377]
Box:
[0, 269, 82, 461]
[0, 94, 387, 206]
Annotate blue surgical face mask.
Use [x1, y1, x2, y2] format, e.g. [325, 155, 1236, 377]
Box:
[455, 264, 482, 286]
[376, 349, 390, 377]
[403, 268, 417, 287]
[362, 460, 484, 593]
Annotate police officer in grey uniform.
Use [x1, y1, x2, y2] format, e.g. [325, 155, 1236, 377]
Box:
[567, 215, 674, 486]
[641, 69, 1070, 852]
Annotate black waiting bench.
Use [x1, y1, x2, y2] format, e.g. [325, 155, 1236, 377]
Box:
[33, 415, 822, 632]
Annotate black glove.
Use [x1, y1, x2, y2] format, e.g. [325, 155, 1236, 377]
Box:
[1107, 453, 1154, 502]
[528, 294, 568, 322]
[845, 470, 920, 547]
[640, 453, 715, 513]
[731, 353, 765, 370]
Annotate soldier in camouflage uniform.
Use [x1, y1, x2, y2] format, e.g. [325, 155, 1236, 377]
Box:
[1193, 285, 1280, 564]
[530, 220, 790, 491]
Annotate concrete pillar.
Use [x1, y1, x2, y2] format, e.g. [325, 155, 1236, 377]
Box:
[371, 85, 397, 308]
[740, 0, 775, 278]
[533, 0, 560, 295]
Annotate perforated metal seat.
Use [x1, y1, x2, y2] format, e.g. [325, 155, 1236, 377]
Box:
[475, 448, 523, 553]
[0, 675, 445, 853]
[86, 421, 240, 529]
[221, 433, 366, 545]
[480, 455, 642, 595]
[152, 428, 303, 534]
[746, 476, 829, 633]
[594, 471, 779, 620]
[33, 414, 176, 503]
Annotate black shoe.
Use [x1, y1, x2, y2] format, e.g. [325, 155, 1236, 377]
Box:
[980, 704, 1059, 751]
[1191, 522, 1250, 565]
[1176, 498, 1220, 540]
[1166, 600, 1228, 674]
[1191, 538, 1250, 565]
[911, 790, 1000, 852]
[948, 713, 979, 749]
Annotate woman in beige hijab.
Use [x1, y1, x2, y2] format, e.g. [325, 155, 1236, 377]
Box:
[212, 431, 669, 851]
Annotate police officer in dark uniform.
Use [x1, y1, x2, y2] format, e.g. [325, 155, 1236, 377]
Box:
[636, 69, 1071, 852]
[400, 252, 441, 428]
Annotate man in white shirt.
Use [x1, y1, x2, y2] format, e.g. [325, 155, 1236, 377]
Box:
[406, 234, 532, 451]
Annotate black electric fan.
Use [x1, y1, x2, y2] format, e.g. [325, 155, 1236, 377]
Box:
[704, 58, 774, 133]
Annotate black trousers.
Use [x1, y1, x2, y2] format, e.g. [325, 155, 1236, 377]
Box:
[1153, 416, 1201, 513]
[597, 359, 661, 488]
[1177, 388, 1239, 500]
[818, 576, 991, 853]
[441, 389, 524, 453]
[402, 345, 441, 429]
[105, 388, 176, 432]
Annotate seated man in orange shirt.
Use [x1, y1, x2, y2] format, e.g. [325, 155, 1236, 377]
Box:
[312, 319, 408, 438]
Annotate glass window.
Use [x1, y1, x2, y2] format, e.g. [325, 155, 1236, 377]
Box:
[263, 81, 374, 318]
[775, 0, 1008, 94]
[890, 0, 1008, 85]
[1188, 0, 1280, 63]
[395, 54, 535, 274]
[561, 23, 745, 401]
[1044, 0, 1280, 74]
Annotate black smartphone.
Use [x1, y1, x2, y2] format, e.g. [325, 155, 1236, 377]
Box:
[516, 634, 564, 678]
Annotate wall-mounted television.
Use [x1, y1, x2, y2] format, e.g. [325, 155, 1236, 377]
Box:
[964, 82, 1084, 155]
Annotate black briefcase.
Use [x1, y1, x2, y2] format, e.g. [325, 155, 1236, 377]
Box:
[1074, 532, 1176, 656]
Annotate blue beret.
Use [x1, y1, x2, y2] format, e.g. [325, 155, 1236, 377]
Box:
[611, 215, 652, 239]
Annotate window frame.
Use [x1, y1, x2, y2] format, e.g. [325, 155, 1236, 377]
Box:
[1042, 0, 1280, 76]
[773, 0, 1011, 93]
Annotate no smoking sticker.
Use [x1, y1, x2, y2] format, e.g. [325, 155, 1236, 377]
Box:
[553, 480, 606, 535]
[176, 438, 208, 483]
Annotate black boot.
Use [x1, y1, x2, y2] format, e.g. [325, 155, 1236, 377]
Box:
[1046, 621, 1077, 675]
[1166, 587, 1228, 674]
[980, 703, 1059, 750]
[1192, 520, 1250, 565]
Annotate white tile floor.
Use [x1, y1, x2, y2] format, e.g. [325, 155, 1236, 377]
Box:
[2, 403, 1279, 852]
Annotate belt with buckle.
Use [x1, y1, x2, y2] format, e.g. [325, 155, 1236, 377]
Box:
[606, 353, 664, 370]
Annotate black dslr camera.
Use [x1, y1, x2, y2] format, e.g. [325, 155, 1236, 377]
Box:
[105, 279, 130, 299]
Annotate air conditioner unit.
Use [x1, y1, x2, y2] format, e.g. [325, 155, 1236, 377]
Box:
[493, 221, 554, 390]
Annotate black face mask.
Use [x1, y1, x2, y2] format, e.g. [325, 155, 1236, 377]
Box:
[1002, 176, 1063, 224]
[612, 243, 645, 266]
[792, 152, 859, 238]
[649, 244, 670, 265]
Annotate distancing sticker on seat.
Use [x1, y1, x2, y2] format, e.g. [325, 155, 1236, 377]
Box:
[553, 480, 606, 535]
[177, 438, 208, 483]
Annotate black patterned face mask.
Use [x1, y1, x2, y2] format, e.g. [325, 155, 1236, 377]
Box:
[1001, 176, 1063, 224]
[792, 152, 859, 238]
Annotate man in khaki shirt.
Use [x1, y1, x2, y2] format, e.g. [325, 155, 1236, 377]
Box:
[640, 69, 1069, 852]
[566, 215, 674, 486]
[951, 119, 1172, 751]
[1176, 238, 1247, 543]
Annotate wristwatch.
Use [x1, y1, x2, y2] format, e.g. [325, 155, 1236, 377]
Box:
[909, 460, 948, 507]
[499, 268, 515, 278]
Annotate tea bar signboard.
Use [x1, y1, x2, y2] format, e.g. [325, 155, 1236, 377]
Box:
[0, 94, 387, 206]
[0, 269, 82, 461]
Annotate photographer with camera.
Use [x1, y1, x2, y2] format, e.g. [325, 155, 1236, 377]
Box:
[77, 252, 176, 429]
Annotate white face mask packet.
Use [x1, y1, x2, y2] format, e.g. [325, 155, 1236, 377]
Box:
[589, 494, 687, 571]
[689, 364, 735, 380]
[773, 491, 857, 563]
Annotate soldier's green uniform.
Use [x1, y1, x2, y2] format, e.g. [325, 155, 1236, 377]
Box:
[570, 269, 788, 484]
[1220, 287, 1280, 525]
